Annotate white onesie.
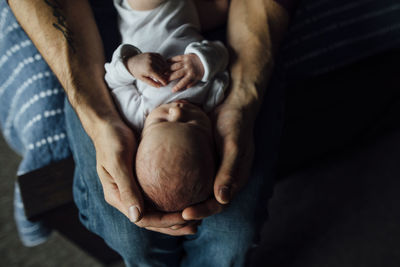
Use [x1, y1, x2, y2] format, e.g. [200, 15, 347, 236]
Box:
[105, 0, 229, 131]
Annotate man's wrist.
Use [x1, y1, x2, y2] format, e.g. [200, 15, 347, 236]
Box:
[67, 75, 123, 140]
[227, 58, 275, 116]
[74, 100, 121, 138]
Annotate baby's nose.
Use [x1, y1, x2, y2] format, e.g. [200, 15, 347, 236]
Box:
[168, 106, 182, 121]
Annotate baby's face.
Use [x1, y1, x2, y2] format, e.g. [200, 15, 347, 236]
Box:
[142, 100, 212, 140]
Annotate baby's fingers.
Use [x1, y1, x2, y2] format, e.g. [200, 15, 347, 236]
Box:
[168, 55, 184, 63]
[169, 62, 184, 72]
[169, 69, 185, 82]
[172, 75, 192, 92]
[148, 69, 168, 86]
[135, 210, 187, 228]
[185, 80, 197, 89]
[143, 76, 164, 88]
[152, 58, 169, 73]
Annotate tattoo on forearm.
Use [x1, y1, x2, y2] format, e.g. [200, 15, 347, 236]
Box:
[44, 0, 76, 53]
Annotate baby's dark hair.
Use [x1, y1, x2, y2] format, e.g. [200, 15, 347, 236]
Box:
[135, 132, 215, 212]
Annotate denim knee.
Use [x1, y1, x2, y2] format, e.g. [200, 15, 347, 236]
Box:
[187, 221, 257, 267]
[181, 169, 273, 267]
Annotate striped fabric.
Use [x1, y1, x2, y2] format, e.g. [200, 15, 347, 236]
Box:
[0, 1, 70, 246]
[281, 0, 400, 82]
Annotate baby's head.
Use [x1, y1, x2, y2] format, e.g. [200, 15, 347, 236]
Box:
[135, 100, 215, 212]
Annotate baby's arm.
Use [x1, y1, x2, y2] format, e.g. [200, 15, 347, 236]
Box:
[168, 40, 229, 92]
[126, 52, 169, 88]
[104, 44, 138, 88]
[106, 44, 168, 88]
[109, 83, 147, 131]
[105, 45, 148, 130]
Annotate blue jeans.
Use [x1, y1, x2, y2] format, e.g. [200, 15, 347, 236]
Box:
[64, 68, 284, 266]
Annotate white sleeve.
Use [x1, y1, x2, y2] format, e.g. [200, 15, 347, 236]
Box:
[110, 84, 146, 131]
[203, 71, 230, 112]
[105, 44, 146, 131]
[184, 40, 229, 82]
[104, 44, 142, 88]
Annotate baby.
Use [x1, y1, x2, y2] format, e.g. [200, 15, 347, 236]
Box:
[105, 0, 229, 212]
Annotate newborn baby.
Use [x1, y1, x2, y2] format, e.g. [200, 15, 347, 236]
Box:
[105, 0, 229, 212]
[136, 100, 215, 212]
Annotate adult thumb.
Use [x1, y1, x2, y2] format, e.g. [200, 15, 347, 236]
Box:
[118, 178, 144, 223]
[214, 145, 238, 204]
[214, 139, 254, 205]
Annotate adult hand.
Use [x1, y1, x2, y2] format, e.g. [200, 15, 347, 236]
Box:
[92, 119, 145, 223]
[93, 118, 199, 234]
[136, 211, 200, 236]
[126, 53, 169, 88]
[182, 97, 256, 220]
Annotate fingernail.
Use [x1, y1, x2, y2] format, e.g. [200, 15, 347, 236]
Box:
[219, 186, 231, 203]
[129, 206, 141, 223]
[171, 223, 186, 230]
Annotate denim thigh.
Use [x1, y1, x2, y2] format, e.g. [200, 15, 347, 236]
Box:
[64, 99, 183, 267]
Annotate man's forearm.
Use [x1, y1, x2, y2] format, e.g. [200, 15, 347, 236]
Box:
[8, 0, 120, 138]
[227, 0, 289, 115]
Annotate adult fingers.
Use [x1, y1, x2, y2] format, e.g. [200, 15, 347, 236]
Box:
[145, 222, 199, 236]
[214, 140, 238, 204]
[117, 181, 144, 223]
[213, 137, 254, 205]
[135, 210, 186, 228]
[97, 166, 126, 214]
[182, 198, 225, 220]
[98, 165, 144, 223]
[169, 223, 188, 230]
[112, 164, 145, 223]
[168, 220, 200, 230]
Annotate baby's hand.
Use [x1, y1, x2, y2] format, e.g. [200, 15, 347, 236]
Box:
[126, 53, 169, 88]
[167, 54, 204, 92]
